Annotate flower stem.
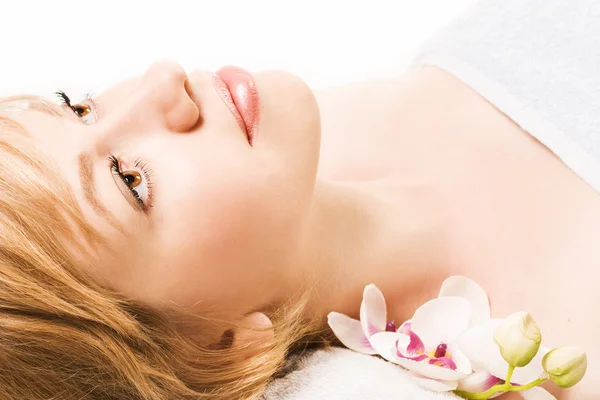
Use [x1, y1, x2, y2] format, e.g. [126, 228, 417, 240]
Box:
[505, 365, 515, 384]
[454, 365, 548, 400]
[507, 378, 548, 392]
[454, 383, 510, 399]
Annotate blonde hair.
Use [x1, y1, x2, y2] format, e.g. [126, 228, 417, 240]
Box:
[0, 97, 325, 399]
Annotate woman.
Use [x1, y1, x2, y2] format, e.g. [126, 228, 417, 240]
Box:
[1, 0, 598, 398]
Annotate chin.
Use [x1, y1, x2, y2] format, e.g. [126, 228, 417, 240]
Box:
[252, 69, 322, 182]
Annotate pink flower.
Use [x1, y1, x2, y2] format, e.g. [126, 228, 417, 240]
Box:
[327, 276, 560, 398]
[328, 276, 492, 391]
[369, 295, 476, 391]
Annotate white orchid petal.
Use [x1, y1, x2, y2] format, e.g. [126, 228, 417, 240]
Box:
[439, 276, 490, 326]
[458, 319, 511, 378]
[457, 319, 548, 384]
[447, 345, 472, 374]
[327, 312, 377, 355]
[393, 356, 469, 381]
[519, 387, 556, 400]
[359, 284, 387, 338]
[411, 296, 472, 348]
[370, 331, 409, 362]
[458, 371, 503, 393]
[407, 372, 458, 391]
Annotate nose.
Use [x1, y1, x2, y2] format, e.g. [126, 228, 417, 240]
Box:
[131, 60, 200, 132]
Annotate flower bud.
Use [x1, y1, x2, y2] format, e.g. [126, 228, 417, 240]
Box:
[493, 312, 542, 367]
[542, 346, 587, 388]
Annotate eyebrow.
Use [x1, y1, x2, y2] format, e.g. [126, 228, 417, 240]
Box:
[78, 152, 121, 229]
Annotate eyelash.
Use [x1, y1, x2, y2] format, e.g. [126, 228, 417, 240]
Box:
[55, 90, 97, 122]
[108, 155, 155, 212]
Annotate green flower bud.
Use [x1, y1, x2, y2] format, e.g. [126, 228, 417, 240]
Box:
[542, 346, 587, 388]
[493, 312, 542, 367]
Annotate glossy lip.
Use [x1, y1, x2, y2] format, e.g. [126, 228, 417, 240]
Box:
[212, 66, 260, 146]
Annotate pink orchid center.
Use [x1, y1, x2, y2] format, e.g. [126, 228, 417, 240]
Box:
[398, 330, 458, 370]
[429, 356, 457, 369]
[433, 343, 448, 358]
[385, 320, 396, 332]
[425, 343, 456, 369]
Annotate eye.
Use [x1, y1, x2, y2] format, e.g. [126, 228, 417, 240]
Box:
[109, 155, 154, 212]
[122, 170, 142, 188]
[71, 99, 97, 125]
[55, 90, 98, 125]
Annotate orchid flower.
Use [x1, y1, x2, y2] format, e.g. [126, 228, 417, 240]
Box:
[328, 276, 491, 391]
[368, 276, 490, 392]
[327, 284, 396, 355]
[327, 276, 585, 399]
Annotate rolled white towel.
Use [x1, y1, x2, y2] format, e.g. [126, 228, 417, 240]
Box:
[263, 348, 460, 400]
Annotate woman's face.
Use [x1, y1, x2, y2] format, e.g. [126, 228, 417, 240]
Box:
[15, 61, 321, 319]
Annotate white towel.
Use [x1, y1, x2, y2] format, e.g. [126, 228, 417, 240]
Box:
[263, 348, 460, 400]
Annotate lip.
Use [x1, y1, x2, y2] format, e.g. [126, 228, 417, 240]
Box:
[212, 66, 260, 145]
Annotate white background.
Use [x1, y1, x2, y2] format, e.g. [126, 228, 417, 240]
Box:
[0, 0, 476, 100]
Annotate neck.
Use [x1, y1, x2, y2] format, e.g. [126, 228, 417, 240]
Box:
[281, 178, 453, 324]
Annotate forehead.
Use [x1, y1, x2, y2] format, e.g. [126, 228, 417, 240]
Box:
[0, 97, 62, 125]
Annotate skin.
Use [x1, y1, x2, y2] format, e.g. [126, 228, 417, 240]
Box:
[13, 61, 600, 398]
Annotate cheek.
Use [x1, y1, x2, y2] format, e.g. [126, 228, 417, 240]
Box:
[191, 171, 301, 257]
[156, 165, 304, 305]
